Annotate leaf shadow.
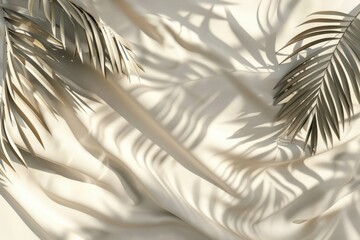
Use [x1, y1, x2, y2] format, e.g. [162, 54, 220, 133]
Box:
[2, 1, 358, 239]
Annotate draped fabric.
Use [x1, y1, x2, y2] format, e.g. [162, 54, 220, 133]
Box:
[1, 0, 360, 239]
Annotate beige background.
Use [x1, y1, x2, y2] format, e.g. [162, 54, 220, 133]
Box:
[1, 0, 360, 239]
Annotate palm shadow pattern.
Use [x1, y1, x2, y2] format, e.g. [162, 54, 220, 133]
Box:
[1, 0, 360, 240]
[211, 1, 360, 239]
[116, 0, 360, 238]
[88, 0, 360, 239]
[0, 0, 203, 239]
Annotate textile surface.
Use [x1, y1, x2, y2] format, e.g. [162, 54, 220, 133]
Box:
[1, 0, 360, 239]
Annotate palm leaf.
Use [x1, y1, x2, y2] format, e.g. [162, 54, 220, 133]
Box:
[274, 10, 360, 153]
[0, 9, 70, 169]
[5, 0, 143, 77]
[0, 1, 142, 169]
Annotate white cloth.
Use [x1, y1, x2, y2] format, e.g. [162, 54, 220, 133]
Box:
[1, 0, 360, 239]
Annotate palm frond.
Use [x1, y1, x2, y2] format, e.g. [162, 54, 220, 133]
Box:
[274, 10, 360, 153]
[42, 0, 143, 77]
[3, 0, 143, 77]
[0, 9, 68, 169]
[0, 1, 142, 169]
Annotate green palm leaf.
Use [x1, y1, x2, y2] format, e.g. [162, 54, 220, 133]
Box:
[274, 10, 360, 153]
